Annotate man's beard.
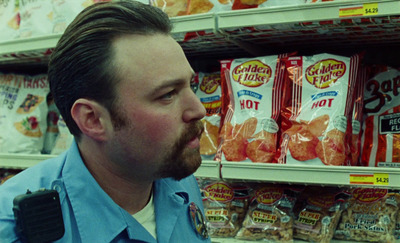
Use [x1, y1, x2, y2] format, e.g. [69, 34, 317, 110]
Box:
[156, 120, 204, 181]
[110, 105, 204, 181]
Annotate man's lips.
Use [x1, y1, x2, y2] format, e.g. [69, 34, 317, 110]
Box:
[186, 136, 200, 149]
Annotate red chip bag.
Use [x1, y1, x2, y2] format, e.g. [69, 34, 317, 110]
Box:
[278, 53, 361, 166]
[361, 67, 400, 167]
[196, 72, 222, 159]
[217, 55, 287, 163]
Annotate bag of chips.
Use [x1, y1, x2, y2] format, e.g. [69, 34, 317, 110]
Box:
[236, 184, 301, 242]
[361, 67, 400, 167]
[196, 72, 222, 160]
[217, 54, 287, 163]
[293, 186, 350, 243]
[0, 73, 50, 154]
[278, 53, 362, 166]
[201, 179, 250, 238]
[334, 188, 400, 242]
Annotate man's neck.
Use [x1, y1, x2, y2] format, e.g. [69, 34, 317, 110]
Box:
[77, 140, 153, 215]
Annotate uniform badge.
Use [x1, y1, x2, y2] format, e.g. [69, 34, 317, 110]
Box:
[189, 202, 208, 239]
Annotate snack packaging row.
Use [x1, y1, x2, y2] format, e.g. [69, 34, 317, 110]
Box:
[0, 72, 72, 155]
[0, 0, 344, 43]
[0, 0, 114, 42]
[150, 0, 305, 17]
[195, 52, 400, 167]
[198, 179, 400, 242]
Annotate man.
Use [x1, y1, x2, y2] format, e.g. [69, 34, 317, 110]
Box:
[0, 1, 210, 242]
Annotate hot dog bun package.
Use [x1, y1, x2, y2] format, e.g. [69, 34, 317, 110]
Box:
[361, 67, 400, 167]
[278, 53, 362, 166]
[218, 55, 287, 163]
[196, 72, 222, 160]
[0, 73, 49, 154]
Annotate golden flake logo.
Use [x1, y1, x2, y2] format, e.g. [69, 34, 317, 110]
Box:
[255, 187, 283, 205]
[305, 59, 346, 89]
[353, 188, 387, 203]
[232, 60, 272, 87]
[204, 183, 234, 202]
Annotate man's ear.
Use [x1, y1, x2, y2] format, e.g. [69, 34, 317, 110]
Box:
[71, 98, 113, 142]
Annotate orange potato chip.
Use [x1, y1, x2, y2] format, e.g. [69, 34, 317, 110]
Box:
[246, 139, 275, 163]
[301, 114, 330, 137]
[222, 133, 248, 161]
[288, 127, 319, 161]
[233, 117, 257, 139]
[315, 129, 347, 165]
[200, 132, 218, 156]
[188, 0, 214, 15]
[220, 122, 233, 140]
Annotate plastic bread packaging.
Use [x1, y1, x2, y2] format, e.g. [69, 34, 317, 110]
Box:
[0, 73, 49, 154]
[200, 179, 250, 238]
[334, 188, 400, 242]
[235, 183, 302, 242]
[217, 54, 287, 163]
[195, 72, 222, 160]
[360, 66, 400, 167]
[277, 53, 362, 166]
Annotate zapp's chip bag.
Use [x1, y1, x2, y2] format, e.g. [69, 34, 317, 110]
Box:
[218, 55, 287, 163]
[278, 53, 361, 166]
[361, 67, 400, 167]
[196, 72, 222, 159]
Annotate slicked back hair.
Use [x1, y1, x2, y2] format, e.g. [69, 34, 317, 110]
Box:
[48, 1, 172, 139]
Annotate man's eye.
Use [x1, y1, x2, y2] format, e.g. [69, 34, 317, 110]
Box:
[160, 90, 176, 100]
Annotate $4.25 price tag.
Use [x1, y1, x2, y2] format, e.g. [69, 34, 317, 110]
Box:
[339, 3, 379, 18]
[350, 173, 389, 186]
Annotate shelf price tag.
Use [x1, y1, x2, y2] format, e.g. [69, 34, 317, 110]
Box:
[374, 173, 389, 185]
[339, 3, 379, 18]
[350, 173, 389, 186]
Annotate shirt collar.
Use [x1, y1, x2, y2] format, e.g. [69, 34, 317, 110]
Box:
[62, 141, 130, 242]
[61, 141, 192, 242]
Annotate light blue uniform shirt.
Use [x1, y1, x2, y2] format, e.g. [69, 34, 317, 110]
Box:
[0, 141, 211, 243]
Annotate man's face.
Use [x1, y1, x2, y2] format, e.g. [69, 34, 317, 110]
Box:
[106, 34, 206, 181]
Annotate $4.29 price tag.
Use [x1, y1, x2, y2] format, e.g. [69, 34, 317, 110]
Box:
[350, 173, 389, 186]
[339, 3, 379, 18]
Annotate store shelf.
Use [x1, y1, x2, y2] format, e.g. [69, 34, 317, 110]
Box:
[0, 153, 55, 169]
[171, 13, 216, 34]
[217, 0, 400, 29]
[220, 162, 400, 188]
[211, 238, 353, 243]
[194, 160, 220, 178]
[2, 0, 400, 64]
[0, 153, 221, 179]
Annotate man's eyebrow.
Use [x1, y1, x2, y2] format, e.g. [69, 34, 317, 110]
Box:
[151, 73, 195, 96]
[150, 79, 186, 96]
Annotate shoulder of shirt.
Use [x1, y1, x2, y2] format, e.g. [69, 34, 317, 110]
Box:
[0, 152, 67, 217]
